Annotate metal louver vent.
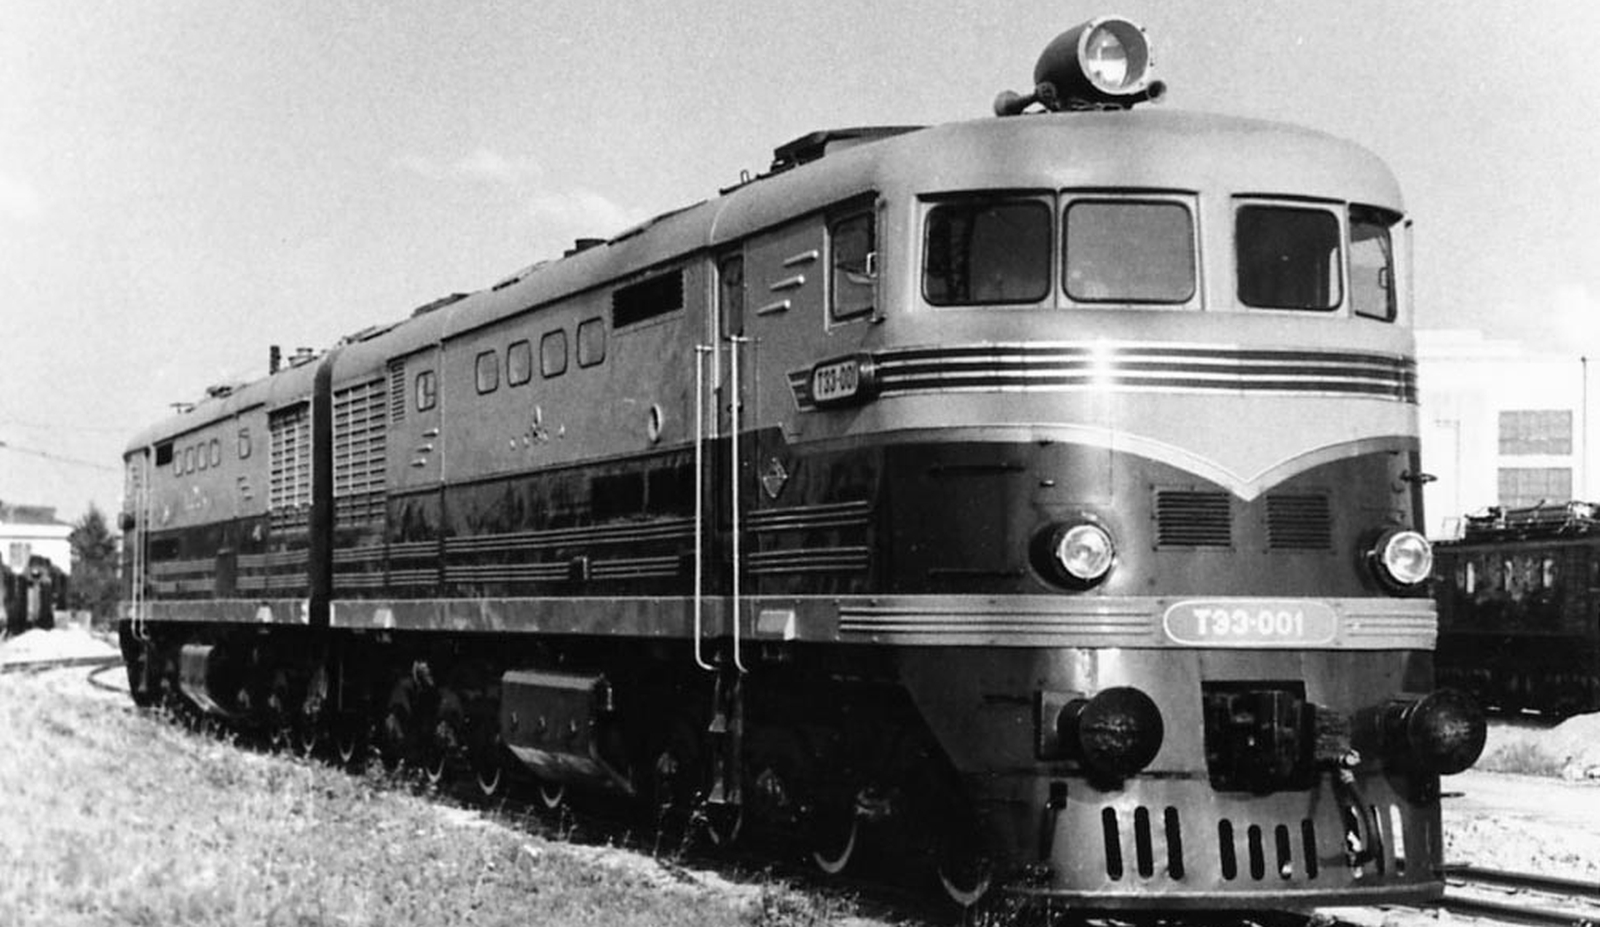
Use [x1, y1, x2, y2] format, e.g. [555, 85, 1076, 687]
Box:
[1156, 491, 1232, 548]
[268, 404, 311, 520]
[388, 360, 406, 424]
[1267, 494, 1332, 550]
[334, 378, 387, 525]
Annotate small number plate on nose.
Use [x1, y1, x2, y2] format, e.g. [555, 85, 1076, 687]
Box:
[1163, 599, 1338, 647]
[811, 357, 862, 405]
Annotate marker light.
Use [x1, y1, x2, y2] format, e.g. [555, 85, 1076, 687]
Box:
[1372, 529, 1433, 588]
[1053, 523, 1115, 584]
[1057, 687, 1165, 780]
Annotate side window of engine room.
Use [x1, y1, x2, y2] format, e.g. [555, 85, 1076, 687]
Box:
[923, 198, 1051, 305]
[1236, 204, 1342, 311]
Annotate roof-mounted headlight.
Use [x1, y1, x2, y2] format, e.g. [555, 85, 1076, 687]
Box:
[995, 16, 1166, 115]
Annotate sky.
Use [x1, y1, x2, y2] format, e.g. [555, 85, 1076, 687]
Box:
[3, 0, 1598, 523]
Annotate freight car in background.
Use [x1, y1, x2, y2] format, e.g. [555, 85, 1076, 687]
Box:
[1433, 501, 1600, 717]
[118, 17, 1485, 912]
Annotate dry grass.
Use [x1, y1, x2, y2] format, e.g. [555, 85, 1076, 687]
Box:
[0, 671, 857, 927]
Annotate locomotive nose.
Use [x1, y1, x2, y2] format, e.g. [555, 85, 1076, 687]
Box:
[1379, 688, 1487, 775]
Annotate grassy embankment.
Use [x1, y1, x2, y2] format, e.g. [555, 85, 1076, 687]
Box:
[0, 669, 853, 927]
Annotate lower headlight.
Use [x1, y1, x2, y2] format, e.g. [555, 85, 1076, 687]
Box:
[1372, 529, 1433, 588]
[1056, 686, 1164, 780]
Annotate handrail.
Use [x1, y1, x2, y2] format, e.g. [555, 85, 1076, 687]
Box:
[728, 334, 749, 673]
[132, 453, 150, 642]
[691, 344, 714, 671]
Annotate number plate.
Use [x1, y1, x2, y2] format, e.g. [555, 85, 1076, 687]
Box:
[811, 357, 862, 405]
[1162, 599, 1338, 647]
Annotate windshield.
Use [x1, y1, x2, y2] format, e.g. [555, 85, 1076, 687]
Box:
[1236, 205, 1341, 310]
[922, 199, 1051, 305]
[1064, 200, 1194, 303]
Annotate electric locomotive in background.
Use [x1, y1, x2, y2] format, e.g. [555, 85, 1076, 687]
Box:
[120, 17, 1485, 911]
[1434, 501, 1600, 716]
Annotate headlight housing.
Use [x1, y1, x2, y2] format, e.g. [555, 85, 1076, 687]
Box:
[1036, 521, 1116, 588]
[1370, 529, 1433, 589]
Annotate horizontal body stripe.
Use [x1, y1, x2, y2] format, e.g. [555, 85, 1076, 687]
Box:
[789, 343, 1417, 409]
[323, 595, 1435, 650]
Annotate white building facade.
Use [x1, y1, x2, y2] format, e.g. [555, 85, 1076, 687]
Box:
[0, 502, 73, 576]
[1417, 330, 1597, 539]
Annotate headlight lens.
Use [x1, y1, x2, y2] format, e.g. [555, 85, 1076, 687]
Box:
[1083, 25, 1130, 89]
[1054, 523, 1115, 583]
[1376, 529, 1433, 586]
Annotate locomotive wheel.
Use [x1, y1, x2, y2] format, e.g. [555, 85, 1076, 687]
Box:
[333, 714, 368, 769]
[809, 808, 859, 875]
[379, 708, 409, 771]
[703, 803, 743, 847]
[934, 829, 993, 907]
[469, 726, 508, 799]
[644, 720, 702, 852]
[927, 778, 993, 906]
[537, 781, 567, 812]
[473, 760, 505, 799]
[422, 709, 462, 787]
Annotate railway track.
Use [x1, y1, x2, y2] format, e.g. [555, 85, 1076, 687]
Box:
[12, 658, 1596, 927]
[1438, 865, 1600, 926]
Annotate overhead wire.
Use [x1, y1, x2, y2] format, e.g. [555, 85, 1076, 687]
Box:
[0, 439, 119, 472]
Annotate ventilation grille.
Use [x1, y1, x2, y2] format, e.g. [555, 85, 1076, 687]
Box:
[1267, 493, 1333, 550]
[1156, 491, 1232, 548]
[268, 404, 311, 525]
[388, 360, 406, 424]
[334, 378, 387, 525]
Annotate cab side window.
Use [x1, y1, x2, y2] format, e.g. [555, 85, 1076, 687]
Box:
[829, 212, 875, 321]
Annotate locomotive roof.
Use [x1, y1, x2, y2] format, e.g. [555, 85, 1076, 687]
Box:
[127, 107, 1402, 455]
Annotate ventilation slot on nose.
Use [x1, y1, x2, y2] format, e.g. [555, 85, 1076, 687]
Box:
[1103, 808, 1124, 880]
[1267, 493, 1333, 550]
[1165, 807, 1185, 880]
[1155, 490, 1232, 548]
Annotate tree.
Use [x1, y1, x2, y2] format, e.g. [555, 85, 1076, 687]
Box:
[69, 504, 120, 627]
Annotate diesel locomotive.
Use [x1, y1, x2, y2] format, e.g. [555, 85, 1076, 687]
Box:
[119, 18, 1485, 910]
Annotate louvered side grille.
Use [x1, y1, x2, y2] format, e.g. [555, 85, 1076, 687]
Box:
[334, 378, 387, 525]
[268, 404, 311, 529]
[1267, 493, 1333, 550]
[1155, 491, 1232, 548]
[388, 360, 406, 424]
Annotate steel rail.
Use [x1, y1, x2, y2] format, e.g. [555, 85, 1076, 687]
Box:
[0, 653, 123, 675]
[1444, 865, 1600, 900]
[1438, 864, 1600, 927]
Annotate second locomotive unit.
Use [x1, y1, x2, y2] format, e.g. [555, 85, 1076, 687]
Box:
[119, 18, 1484, 911]
[1434, 501, 1600, 716]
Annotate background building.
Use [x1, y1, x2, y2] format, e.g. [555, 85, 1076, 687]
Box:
[0, 501, 73, 576]
[1417, 330, 1596, 539]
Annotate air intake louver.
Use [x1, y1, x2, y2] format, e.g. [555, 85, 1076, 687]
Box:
[1267, 494, 1333, 551]
[1156, 491, 1232, 548]
[388, 360, 406, 424]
